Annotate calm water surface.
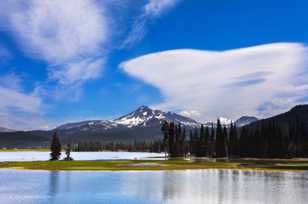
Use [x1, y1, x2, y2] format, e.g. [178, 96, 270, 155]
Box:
[0, 169, 307, 204]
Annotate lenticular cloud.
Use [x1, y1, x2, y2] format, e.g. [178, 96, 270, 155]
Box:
[120, 43, 308, 121]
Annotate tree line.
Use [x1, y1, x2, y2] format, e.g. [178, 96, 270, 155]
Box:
[49, 133, 164, 160]
[73, 140, 163, 152]
[161, 118, 308, 158]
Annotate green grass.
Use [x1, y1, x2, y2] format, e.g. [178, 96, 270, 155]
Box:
[1, 158, 308, 171]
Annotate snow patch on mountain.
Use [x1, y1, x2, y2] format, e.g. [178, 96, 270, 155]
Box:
[56, 120, 119, 131]
[114, 106, 199, 128]
[218, 117, 233, 125]
[235, 116, 258, 127]
[54, 106, 200, 132]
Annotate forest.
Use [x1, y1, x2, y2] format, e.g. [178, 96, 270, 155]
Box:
[161, 118, 308, 158]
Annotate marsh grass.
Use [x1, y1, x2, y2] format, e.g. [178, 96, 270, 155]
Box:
[1, 158, 308, 171]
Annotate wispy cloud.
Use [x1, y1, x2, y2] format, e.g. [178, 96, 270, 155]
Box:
[0, 73, 46, 130]
[120, 43, 308, 121]
[49, 58, 105, 85]
[2, 0, 108, 87]
[122, 0, 181, 48]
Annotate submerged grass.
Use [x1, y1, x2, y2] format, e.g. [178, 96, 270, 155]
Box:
[0, 158, 308, 171]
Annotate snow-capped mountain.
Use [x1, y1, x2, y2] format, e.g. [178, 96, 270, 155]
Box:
[235, 116, 258, 127]
[55, 106, 199, 132]
[55, 120, 119, 131]
[204, 116, 257, 127]
[203, 117, 233, 127]
[218, 117, 233, 126]
[114, 106, 199, 128]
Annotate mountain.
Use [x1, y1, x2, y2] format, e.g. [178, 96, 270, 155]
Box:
[0, 127, 15, 132]
[56, 106, 199, 131]
[114, 106, 199, 128]
[235, 116, 258, 127]
[218, 117, 232, 126]
[246, 105, 308, 129]
[3, 104, 308, 148]
[0, 106, 199, 148]
[55, 120, 120, 131]
[204, 117, 233, 127]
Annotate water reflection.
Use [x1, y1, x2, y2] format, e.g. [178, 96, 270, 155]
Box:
[0, 169, 308, 204]
[49, 171, 59, 196]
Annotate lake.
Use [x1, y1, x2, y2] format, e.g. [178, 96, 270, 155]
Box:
[0, 169, 307, 204]
[0, 151, 165, 162]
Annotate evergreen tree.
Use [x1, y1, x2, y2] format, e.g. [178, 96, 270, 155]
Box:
[199, 124, 207, 156]
[161, 121, 169, 155]
[50, 132, 61, 161]
[228, 122, 239, 158]
[204, 126, 210, 156]
[239, 126, 249, 157]
[189, 129, 193, 155]
[215, 119, 226, 157]
[223, 125, 228, 156]
[64, 144, 73, 160]
[208, 124, 215, 157]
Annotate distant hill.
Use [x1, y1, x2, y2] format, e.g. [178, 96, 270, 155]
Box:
[245, 105, 308, 129]
[0, 127, 15, 132]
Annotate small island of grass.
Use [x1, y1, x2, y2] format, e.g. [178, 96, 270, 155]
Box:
[1, 158, 308, 172]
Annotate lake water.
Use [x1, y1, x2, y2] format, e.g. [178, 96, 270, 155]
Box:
[0, 151, 165, 162]
[0, 169, 307, 204]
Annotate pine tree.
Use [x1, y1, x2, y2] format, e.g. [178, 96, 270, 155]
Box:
[215, 119, 226, 157]
[189, 129, 193, 155]
[168, 122, 175, 157]
[161, 121, 169, 154]
[208, 124, 215, 157]
[223, 125, 228, 156]
[204, 126, 210, 156]
[50, 132, 61, 161]
[199, 124, 206, 156]
[64, 144, 73, 160]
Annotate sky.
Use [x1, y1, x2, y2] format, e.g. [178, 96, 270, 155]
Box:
[1, 0, 308, 130]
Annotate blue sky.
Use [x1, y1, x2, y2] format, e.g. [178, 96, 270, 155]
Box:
[1, 0, 308, 130]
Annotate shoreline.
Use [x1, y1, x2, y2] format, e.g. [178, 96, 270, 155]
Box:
[0, 159, 308, 172]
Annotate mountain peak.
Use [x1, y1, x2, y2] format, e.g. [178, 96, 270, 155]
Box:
[136, 105, 151, 110]
[218, 117, 232, 125]
[235, 116, 258, 127]
[114, 106, 199, 128]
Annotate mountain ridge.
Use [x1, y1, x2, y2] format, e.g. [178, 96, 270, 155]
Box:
[0, 105, 271, 148]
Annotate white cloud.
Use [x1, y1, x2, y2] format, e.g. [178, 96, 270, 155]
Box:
[0, 85, 46, 130]
[49, 58, 105, 85]
[122, 0, 180, 47]
[10, 0, 107, 63]
[145, 0, 180, 17]
[180, 110, 201, 119]
[2, 0, 108, 85]
[120, 43, 308, 122]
